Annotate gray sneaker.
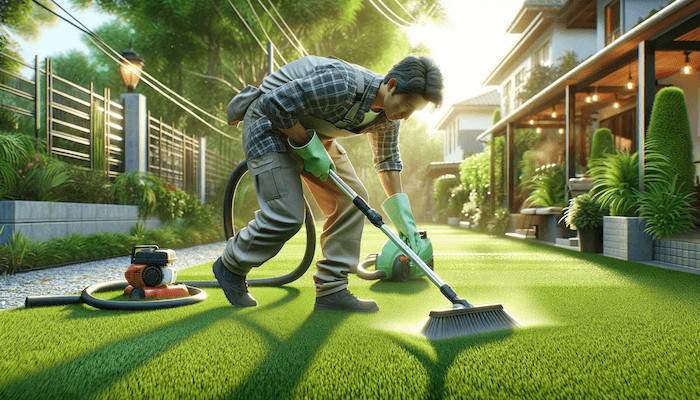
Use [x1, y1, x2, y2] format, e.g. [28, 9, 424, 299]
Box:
[314, 289, 379, 313]
[212, 257, 257, 308]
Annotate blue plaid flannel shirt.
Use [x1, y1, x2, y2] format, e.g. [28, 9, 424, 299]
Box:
[243, 59, 402, 172]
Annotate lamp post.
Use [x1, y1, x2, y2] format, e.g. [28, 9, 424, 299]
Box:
[119, 45, 144, 92]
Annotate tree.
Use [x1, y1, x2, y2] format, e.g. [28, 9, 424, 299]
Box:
[517, 51, 578, 103]
[0, 0, 57, 39]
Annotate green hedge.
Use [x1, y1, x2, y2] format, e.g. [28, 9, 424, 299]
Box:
[647, 87, 695, 192]
[588, 128, 614, 169]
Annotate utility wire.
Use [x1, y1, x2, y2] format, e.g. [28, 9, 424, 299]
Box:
[33, 0, 238, 140]
[368, 0, 409, 28]
[46, 0, 231, 128]
[266, 0, 309, 56]
[244, 0, 287, 65]
[390, 0, 417, 22]
[375, 0, 412, 26]
[256, 0, 307, 57]
[225, 0, 279, 70]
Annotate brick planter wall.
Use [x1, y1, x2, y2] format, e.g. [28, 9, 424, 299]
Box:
[603, 216, 653, 261]
[0, 201, 160, 244]
[654, 239, 700, 271]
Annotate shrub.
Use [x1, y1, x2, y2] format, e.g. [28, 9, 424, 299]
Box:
[447, 184, 468, 218]
[492, 109, 501, 124]
[588, 128, 614, 170]
[562, 193, 606, 231]
[646, 86, 695, 192]
[459, 150, 490, 206]
[485, 207, 509, 235]
[155, 183, 189, 223]
[433, 174, 459, 222]
[56, 165, 113, 204]
[113, 172, 158, 217]
[525, 164, 566, 207]
[638, 144, 697, 238]
[589, 152, 639, 217]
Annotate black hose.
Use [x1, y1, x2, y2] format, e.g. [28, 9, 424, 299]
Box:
[224, 160, 316, 287]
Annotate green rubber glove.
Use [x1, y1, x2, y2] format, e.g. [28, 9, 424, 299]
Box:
[288, 130, 334, 181]
[382, 192, 421, 250]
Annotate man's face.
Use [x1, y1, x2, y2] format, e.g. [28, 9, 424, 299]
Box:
[382, 78, 429, 121]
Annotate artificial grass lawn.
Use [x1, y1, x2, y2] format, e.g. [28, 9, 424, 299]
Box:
[1, 224, 699, 399]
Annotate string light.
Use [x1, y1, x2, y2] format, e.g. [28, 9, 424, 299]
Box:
[550, 106, 557, 119]
[613, 94, 620, 109]
[591, 87, 599, 102]
[585, 90, 592, 103]
[558, 128, 564, 134]
[682, 51, 693, 75]
[529, 119, 535, 125]
[626, 65, 634, 90]
[535, 127, 542, 134]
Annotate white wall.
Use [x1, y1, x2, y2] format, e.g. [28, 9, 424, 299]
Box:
[443, 109, 495, 162]
[551, 22, 597, 63]
[596, 0, 668, 50]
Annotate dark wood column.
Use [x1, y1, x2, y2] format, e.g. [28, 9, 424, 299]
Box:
[565, 85, 576, 184]
[637, 40, 655, 191]
[489, 133, 496, 211]
[506, 122, 515, 212]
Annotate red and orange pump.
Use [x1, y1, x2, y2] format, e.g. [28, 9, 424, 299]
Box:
[124, 245, 189, 300]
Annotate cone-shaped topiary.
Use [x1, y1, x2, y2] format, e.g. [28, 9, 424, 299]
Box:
[646, 87, 694, 192]
[492, 109, 501, 125]
[589, 128, 614, 168]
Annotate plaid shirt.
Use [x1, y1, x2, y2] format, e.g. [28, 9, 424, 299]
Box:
[243, 57, 402, 172]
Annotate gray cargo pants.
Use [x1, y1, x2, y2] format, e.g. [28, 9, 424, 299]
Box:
[221, 140, 368, 297]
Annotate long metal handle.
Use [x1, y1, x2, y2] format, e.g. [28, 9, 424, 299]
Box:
[328, 169, 446, 288]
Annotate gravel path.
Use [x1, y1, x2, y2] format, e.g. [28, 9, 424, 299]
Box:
[0, 241, 226, 310]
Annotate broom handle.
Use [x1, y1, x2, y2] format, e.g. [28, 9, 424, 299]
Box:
[329, 169, 446, 288]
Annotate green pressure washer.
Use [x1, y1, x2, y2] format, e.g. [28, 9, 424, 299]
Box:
[355, 231, 434, 282]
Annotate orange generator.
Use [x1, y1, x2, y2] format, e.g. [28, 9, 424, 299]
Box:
[124, 245, 189, 300]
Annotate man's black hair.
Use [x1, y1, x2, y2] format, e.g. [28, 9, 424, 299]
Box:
[384, 56, 443, 106]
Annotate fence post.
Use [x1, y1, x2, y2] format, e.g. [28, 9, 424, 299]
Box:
[122, 92, 148, 173]
[103, 87, 110, 176]
[34, 55, 40, 146]
[45, 57, 51, 154]
[198, 136, 207, 203]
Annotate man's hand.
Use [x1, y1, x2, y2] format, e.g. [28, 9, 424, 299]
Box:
[287, 130, 334, 181]
[280, 121, 310, 146]
[381, 192, 421, 250]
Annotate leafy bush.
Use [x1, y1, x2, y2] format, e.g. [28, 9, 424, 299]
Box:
[155, 183, 189, 222]
[589, 152, 639, 217]
[459, 150, 490, 207]
[485, 207, 509, 235]
[638, 144, 697, 238]
[55, 165, 113, 204]
[646, 87, 694, 192]
[588, 128, 614, 170]
[112, 172, 159, 217]
[562, 193, 606, 231]
[447, 184, 468, 218]
[433, 174, 459, 222]
[525, 164, 566, 207]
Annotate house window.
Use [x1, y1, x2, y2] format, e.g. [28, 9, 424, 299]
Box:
[534, 41, 551, 66]
[605, 0, 621, 45]
[503, 81, 512, 114]
[514, 68, 528, 107]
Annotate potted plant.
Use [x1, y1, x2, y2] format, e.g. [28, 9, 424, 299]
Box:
[589, 151, 653, 261]
[562, 193, 605, 253]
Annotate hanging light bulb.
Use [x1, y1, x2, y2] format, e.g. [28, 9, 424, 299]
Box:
[626, 65, 634, 90]
[585, 91, 592, 103]
[682, 51, 693, 75]
[551, 106, 557, 119]
[558, 128, 564, 134]
[613, 94, 620, 109]
[529, 119, 535, 125]
[591, 87, 599, 102]
[535, 127, 542, 134]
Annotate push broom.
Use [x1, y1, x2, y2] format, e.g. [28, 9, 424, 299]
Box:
[329, 170, 517, 340]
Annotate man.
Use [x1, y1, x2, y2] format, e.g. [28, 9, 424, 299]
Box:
[213, 55, 443, 312]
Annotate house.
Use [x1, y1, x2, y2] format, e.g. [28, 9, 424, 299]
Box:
[436, 89, 500, 163]
[478, 0, 700, 268]
[484, 0, 598, 116]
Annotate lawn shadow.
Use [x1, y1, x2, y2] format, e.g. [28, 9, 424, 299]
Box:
[512, 237, 700, 300]
[223, 309, 349, 399]
[0, 306, 230, 399]
[369, 278, 430, 294]
[381, 329, 513, 400]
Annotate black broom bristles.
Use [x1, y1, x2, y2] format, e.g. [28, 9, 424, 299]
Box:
[422, 304, 517, 340]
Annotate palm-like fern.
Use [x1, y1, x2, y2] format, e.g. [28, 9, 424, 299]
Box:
[525, 164, 566, 207]
[589, 152, 639, 216]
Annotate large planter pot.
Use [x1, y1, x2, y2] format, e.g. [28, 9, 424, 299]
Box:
[568, 177, 593, 198]
[578, 227, 603, 253]
[0, 200, 161, 244]
[603, 216, 653, 261]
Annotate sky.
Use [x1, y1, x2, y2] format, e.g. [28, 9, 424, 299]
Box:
[10, 0, 523, 130]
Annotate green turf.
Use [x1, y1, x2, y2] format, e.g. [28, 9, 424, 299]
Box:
[1, 225, 699, 399]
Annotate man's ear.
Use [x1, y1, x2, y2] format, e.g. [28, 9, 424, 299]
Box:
[386, 78, 397, 93]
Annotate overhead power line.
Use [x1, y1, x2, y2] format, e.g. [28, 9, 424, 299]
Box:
[256, 0, 307, 57]
[266, 0, 309, 57]
[390, 0, 417, 22]
[225, 0, 280, 70]
[244, 0, 288, 65]
[34, 0, 238, 140]
[375, 0, 412, 26]
[368, 0, 409, 28]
